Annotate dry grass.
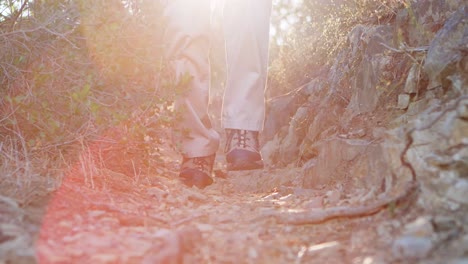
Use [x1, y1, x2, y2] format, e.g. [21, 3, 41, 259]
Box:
[268, 0, 407, 95]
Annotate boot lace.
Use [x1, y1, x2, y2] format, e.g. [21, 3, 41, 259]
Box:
[226, 129, 259, 152]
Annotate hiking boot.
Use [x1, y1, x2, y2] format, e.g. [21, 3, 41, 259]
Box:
[225, 129, 264, 171]
[179, 154, 215, 189]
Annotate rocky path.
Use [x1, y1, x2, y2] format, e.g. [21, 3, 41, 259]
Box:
[26, 155, 433, 264]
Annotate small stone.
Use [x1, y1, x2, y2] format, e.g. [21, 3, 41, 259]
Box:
[397, 94, 411, 109]
[432, 216, 458, 232]
[146, 187, 167, 200]
[325, 190, 341, 205]
[350, 128, 366, 138]
[404, 63, 420, 94]
[404, 216, 434, 237]
[457, 100, 468, 120]
[407, 98, 433, 116]
[446, 179, 468, 205]
[391, 220, 402, 229]
[444, 198, 461, 211]
[392, 236, 433, 259]
[303, 197, 323, 209]
[248, 247, 259, 259]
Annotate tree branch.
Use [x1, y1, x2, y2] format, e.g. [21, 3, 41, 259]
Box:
[9, 0, 28, 31]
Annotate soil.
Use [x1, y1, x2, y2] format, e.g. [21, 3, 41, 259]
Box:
[1, 148, 414, 264]
[2, 102, 467, 264]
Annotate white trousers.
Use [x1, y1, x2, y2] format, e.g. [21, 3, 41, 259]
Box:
[163, 0, 272, 158]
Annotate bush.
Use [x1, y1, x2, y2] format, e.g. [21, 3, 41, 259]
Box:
[0, 0, 174, 197]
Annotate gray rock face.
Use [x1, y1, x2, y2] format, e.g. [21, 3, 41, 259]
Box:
[278, 106, 310, 165]
[263, 81, 321, 144]
[262, 1, 468, 231]
[347, 25, 394, 114]
[424, 7, 468, 90]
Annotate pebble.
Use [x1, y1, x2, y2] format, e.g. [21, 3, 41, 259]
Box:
[303, 197, 323, 209]
[248, 247, 259, 259]
[397, 94, 411, 109]
[325, 190, 341, 205]
[392, 236, 433, 260]
[457, 99, 468, 120]
[403, 216, 434, 237]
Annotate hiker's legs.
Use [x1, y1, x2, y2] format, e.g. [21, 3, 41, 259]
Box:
[163, 0, 219, 158]
[222, 0, 271, 171]
[222, 0, 272, 131]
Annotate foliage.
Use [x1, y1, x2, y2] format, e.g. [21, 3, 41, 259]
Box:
[0, 0, 173, 192]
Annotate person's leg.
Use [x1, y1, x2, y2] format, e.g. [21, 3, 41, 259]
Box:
[163, 0, 218, 188]
[222, 0, 272, 170]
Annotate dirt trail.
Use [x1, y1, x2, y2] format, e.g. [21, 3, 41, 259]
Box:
[31, 147, 423, 264]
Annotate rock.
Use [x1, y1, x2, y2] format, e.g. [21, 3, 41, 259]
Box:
[447, 74, 467, 94]
[248, 247, 258, 259]
[346, 25, 394, 114]
[303, 197, 323, 209]
[407, 98, 438, 116]
[304, 109, 336, 145]
[450, 115, 468, 146]
[404, 63, 420, 94]
[443, 198, 461, 211]
[263, 81, 319, 143]
[324, 190, 341, 206]
[146, 187, 168, 200]
[446, 179, 468, 205]
[397, 94, 411, 109]
[178, 226, 202, 252]
[403, 216, 434, 237]
[195, 223, 214, 232]
[406, 0, 448, 46]
[143, 229, 183, 264]
[392, 236, 433, 260]
[302, 138, 395, 189]
[260, 134, 281, 166]
[278, 106, 310, 165]
[424, 7, 468, 90]
[457, 99, 468, 120]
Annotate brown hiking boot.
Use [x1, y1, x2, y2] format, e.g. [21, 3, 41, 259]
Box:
[225, 129, 264, 171]
[179, 154, 215, 189]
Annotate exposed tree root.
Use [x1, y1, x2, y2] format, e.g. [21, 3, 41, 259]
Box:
[275, 181, 419, 225]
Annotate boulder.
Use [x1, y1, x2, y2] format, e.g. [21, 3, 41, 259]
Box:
[262, 79, 322, 143]
[346, 25, 395, 114]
